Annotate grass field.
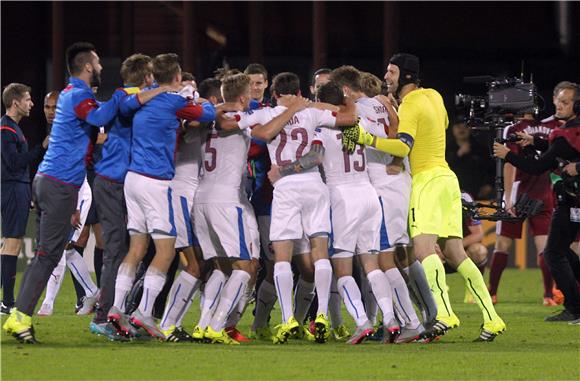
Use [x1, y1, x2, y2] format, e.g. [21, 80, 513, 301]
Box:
[2, 268, 579, 381]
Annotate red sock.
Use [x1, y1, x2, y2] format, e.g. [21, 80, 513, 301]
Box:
[488, 251, 509, 296]
[537, 252, 554, 298]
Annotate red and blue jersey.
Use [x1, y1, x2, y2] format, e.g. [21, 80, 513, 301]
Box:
[1, 115, 44, 183]
[128, 92, 215, 180]
[38, 77, 123, 186]
[94, 87, 142, 183]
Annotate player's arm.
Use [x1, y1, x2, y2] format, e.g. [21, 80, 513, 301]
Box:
[119, 86, 173, 117]
[74, 89, 124, 127]
[251, 97, 310, 141]
[463, 222, 484, 248]
[268, 142, 325, 183]
[334, 95, 357, 126]
[0, 129, 45, 171]
[176, 101, 216, 122]
[494, 138, 563, 174]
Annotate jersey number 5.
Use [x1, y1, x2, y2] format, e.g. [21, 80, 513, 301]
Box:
[204, 132, 218, 172]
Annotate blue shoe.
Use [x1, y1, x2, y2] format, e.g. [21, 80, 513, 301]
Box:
[90, 321, 130, 342]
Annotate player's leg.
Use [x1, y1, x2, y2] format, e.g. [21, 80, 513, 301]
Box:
[37, 253, 66, 316]
[91, 223, 104, 288]
[489, 229, 515, 303]
[463, 243, 488, 303]
[292, 247, 316, 326]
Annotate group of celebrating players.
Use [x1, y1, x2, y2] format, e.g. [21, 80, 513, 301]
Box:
[2, 41, 515, 345]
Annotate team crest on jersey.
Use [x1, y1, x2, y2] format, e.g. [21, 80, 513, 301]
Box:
[315, 127, 322, 132]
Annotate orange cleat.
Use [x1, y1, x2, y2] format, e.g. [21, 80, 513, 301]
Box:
[225, 326, 251, 343]
[552, 288, 564, 305]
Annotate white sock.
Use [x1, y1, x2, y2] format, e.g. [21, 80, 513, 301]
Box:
[209, 270, 251, 332]
[65, 248, 98, 297]
[198, 270, 226, 329]
[385, 268, 422, 329]
[113, 263, 136, 310]
[367, 269, 395, 323]
[337, 276, 368, 328]
[360, 270, 378, 325]
[41, 253, 66, 307]
[137, 267, 166, 318]
[274, 261, 294, 323]
[314, 258, 332, 317]
[293, 277, 315, 324]
[225, 283, 254, 328]
[160, 271, 201, 330]
[329, 275, 343, 328]
[252, 280, 277, 330]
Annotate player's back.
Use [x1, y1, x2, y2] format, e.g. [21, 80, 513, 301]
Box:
[196, 120, 251, 203]
[267, 107, 336, 185]
[173, 127, 202, 188]
[400, 88, 449, 175]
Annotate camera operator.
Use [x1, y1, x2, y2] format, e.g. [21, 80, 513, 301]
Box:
[490, 110, 559, 307]
[494, 82, 580, 323]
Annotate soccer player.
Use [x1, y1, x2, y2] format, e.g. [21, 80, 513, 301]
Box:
[330, 66, 431, 337]
[315, 82, 406, 344]
[342, 53, 506, 341]
[1, 83, 46, 315]
[192, 73, 309, 344]
[309, 68, 331, 100]
[236, 72, 357, 344]
[490, 111, 558, 306]
[106, 53, 215, 339]
[244, 63, 269, 104]
[89, 53, 170, 340]
[3, 42, 125, 343]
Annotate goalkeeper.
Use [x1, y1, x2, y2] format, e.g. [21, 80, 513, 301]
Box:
[342, 53, 506, 341]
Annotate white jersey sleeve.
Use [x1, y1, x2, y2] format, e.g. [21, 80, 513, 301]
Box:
[236, 106, 286, 131]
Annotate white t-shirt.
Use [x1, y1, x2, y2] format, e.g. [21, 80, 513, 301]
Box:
[172, 127, 202, 189]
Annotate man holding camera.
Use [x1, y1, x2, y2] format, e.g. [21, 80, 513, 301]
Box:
[494, 82, 580, 323]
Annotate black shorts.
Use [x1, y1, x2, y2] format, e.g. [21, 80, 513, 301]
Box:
[1, 181, 31, 238]
[85, 169, 99, 225]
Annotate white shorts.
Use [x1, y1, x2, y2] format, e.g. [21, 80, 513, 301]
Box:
[172, 181, 198, 249]
[258, 216, 311, 260]
[241, 197, 261, 260]
[124, 171, 176, 238]
[193, 202, 254, 261]
[374, 172, 411, 251]
[270, 179, 331, 241]
[329, 183, 382, 258]
[70, 177, 92, 242]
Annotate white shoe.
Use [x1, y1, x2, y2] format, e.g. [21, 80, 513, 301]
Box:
[38, 303, 54, 316]
[76, 292, 99, 316]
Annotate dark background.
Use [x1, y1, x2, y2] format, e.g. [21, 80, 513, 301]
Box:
[2, 1, 579, 150]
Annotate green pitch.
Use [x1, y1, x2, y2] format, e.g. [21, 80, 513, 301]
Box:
[2, 269, 579, 381]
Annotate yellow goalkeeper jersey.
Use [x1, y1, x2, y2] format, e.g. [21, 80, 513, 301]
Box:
[398, 88, 449, 175]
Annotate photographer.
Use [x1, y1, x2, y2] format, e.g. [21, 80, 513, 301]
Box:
[494, 82, 580, 323]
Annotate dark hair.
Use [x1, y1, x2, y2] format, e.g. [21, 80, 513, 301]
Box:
[182, 72, 195, 82]
[317, 82, 344, 106]
[329, 65, 362, 92]
[271, 72, 300, 96]
[312, 68, 331, 85]
[2, 83, 31, 109]
[120, 54, 152, 87]
[152, 53, 181, 85]
[244, 63, 268, 80]
[66, 42, 96, 76]
[221, 73, 251, 102]
[198, 78, 222, 100]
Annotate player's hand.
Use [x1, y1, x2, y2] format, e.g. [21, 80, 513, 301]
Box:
[563, 162, 579, 176]
[288, 96, 311, 112]
[493, 142, 510, 159]
[70, 211, 81, 230]
[342, 119, 373, 153]
[515, 131, 533, 147]
[96, 132, 108, 145]
[275, 94, 297, 108]
[386, 157, 404, 175]
[268, 165, 282, 184]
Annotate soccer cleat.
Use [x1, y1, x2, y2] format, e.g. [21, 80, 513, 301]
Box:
[314, 314, 331, 344]
[205, 326, 240, 345]
[568, 317, 580, 325]
[381, 319, 401, 344]
[474, 318, 506, 342]
[130, 310, 165, 340]
[346, 321, 374, 345]
[37, 303, 53, 316]
[272, 316, 300, 344]
[191, 325, 206, 343]
[249, 326, 273, 340]
[1, 303, 13, 315]
[162, 325, 194, 342]
[107, 306, 136, 337]
[395, 325, 424, 344]
[491, 294, 498, 305]
[432, 313, 461, 336]
[225, 326, 251, 343]
[367, 324, 384, 341]
[77, 293, 99, 315]
[544, 309, 580, 322]
[89, 321, 130, 342]
[3, 309, 38, 344]
[543, 297, 558, 307]
[331, 324, 351, 341]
